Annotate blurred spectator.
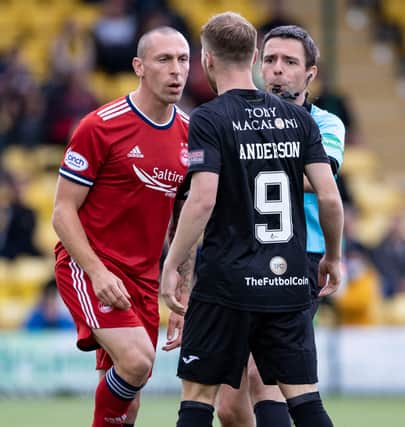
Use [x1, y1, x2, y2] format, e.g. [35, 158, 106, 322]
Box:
[92, 0, 138, 74]
[314, 68, 360, 146]
[185, 49, 215, 107]
[44, 68, 99, 145]
[8, 85, 45, 148]
[334, 243, 382, 325]
[258, 0, 300, 41]
[50, 19, 95, 81]
[0, 169, 42, 259]
[137, 1, 192, 45]
[336, 173, 354, 207]
[23, 278, 74, 330]
[371, 215, 405, 297]
[0, 44, 45, 149]
[343, 204, 368, 256]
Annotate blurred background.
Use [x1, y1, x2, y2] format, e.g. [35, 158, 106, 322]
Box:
[0, 0, 404, 425]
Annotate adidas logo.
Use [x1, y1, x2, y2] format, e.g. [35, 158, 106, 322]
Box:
[127, 146, 144, 158]
[104, 414, 127, 424]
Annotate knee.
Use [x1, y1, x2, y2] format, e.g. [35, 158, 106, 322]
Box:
[217, 396, 251, 427]
[217, 402, 240, 427]
[247, 365, 285, 404]
[117, 346, 155, 384]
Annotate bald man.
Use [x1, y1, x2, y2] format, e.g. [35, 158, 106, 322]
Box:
[52, 27, 194, 427]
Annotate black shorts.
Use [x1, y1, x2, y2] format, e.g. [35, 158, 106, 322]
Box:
[178, 299, 318, 389]
[308, 252, 322, 315]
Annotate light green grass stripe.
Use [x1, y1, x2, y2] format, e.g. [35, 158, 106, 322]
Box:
[0, 395, 404, 427]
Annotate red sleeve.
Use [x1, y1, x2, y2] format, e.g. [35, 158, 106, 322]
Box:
[59, 114, 110, 187]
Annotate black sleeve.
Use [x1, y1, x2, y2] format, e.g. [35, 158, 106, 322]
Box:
[175, 173, 191, 200]
[328, 156, 339, 175]
[303, 115, 330, 166]
[187, 106, 222, 175]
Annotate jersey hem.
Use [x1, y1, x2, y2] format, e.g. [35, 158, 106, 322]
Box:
[190, 293, 311, 313]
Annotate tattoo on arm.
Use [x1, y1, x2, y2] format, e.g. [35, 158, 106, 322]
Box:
[176, 246, 197, 296]
[169, 200, 197, 296]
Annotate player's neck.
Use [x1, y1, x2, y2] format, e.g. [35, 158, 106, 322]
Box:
[129, 90, 174, 124]
[216, 71, 257, 95]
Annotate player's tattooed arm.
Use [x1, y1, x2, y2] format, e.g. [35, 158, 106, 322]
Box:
[176, 244, 197, 297]
[168, 200, 197, 298]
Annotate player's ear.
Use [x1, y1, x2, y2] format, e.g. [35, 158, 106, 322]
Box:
[307, 65, 317, 84]
[132, 57, 144, 78]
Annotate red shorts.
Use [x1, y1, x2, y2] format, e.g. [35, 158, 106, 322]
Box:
[55, 257, 160, 370]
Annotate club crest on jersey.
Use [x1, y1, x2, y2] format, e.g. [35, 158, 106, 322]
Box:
[64, 150, 88, 171]
[180, 148, 189, 167]
[98, 302, 114, 313]
[269, 256, 287, 275]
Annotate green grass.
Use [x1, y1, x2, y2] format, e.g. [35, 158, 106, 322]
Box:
[0, 395, 403, 426]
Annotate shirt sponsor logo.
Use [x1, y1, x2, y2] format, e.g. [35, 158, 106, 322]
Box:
[269, 256, 287, 275]
[64, 150, 88, 171]
[133, 165, 182, 197]
[189, 150, 204, 165]
[127, 145, 144, 158]
[244, 276, 309, 286]
[232, 107, 298, 132]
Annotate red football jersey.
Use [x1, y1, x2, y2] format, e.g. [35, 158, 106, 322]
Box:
[55, 95, 189, 286]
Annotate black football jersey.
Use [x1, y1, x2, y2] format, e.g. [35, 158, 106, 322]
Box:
[188, 89, 329, 311]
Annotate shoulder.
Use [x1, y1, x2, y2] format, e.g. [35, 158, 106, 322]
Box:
[94, 96, 132, 123]
[189, 100, 222, 126]
[310, 104, 345, 135]
[76, 96, 130, 130]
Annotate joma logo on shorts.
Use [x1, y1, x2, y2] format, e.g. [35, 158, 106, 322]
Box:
[182, 355, 200, 364]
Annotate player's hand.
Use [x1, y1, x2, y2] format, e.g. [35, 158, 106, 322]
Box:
[161, 263, 186, 315]
[90, 268, 131, 310]
[162, 311, 184, 351]
[318, 256, 342, 297]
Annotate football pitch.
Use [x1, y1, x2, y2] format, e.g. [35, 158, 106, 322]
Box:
[0, 394, 403, 426]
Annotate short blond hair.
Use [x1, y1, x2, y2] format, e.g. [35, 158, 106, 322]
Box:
[201, 12, 257, 64]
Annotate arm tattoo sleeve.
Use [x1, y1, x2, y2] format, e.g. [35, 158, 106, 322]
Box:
[169, 200, 197, 296]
